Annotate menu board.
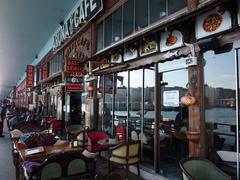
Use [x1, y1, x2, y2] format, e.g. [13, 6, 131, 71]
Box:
[160, 30, 184, 52]
[195, 10, 232, 39]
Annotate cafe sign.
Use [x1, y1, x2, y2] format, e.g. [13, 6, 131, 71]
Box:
[53, 0, 103, 49]
[26, 65, 34, 88]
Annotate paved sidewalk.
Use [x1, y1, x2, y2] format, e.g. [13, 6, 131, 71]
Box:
[0, 120, 15, 180]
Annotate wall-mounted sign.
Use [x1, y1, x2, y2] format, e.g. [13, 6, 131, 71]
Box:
[66, 83, 83, 91]
[26, 65, 34, 88]
[53, 0, 103, 49]
[66, 59, 84, 73]
[140, 39, 158, 56]
[158, 57, 197, 73]
[111, 52, 122, 64]
[42, 64, 48, 80]
[163, 90, 179, 107]
[196, 10, 232, 39]
[160, 30, 184, 52]
[99, 58, 110, 69]
[65, 59, 84, 92]
[124, 44, 138, 61]
[64, 27, 92, 62]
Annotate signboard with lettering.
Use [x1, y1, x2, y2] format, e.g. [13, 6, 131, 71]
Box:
[65, 59, 84, 92]
[42, 64, 48, 80]
[163, 90, 180, 107]
[26, 65, 34, 88]
[53, 0, 103, 49]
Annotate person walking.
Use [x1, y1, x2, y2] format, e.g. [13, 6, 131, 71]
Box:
[0, 104, 7, 137]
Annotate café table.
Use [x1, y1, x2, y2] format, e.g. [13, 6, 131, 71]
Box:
[16, 143, 82, 180]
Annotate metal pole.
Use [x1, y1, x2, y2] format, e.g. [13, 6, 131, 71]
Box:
[235, 49, 239, 179]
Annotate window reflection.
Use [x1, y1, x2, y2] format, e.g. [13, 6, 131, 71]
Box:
[204, 50, 237, 178]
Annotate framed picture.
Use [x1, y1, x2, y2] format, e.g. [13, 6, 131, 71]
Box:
[99, 58, 110, 69]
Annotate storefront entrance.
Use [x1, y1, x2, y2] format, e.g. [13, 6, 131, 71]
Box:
[158, 66, 189, 178]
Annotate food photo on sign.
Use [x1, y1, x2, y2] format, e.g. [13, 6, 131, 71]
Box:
[160, 30, 184, 52]
[195, 9, 232, 39]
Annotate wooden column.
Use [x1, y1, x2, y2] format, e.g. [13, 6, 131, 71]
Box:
[187, 0, 199, 11]
[188, 52, 206, 157]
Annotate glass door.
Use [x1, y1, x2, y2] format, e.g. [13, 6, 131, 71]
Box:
[159, 67, 188, 178]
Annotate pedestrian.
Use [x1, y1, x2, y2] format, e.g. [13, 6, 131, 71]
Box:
[37, 101, 44, 125]
[0, 104, 7, 137]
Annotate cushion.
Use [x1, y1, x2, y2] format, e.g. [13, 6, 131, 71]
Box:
[23, 161, 41, 173]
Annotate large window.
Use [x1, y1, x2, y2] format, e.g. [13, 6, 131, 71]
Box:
[150, 0, 166, 23]
[123, 0, 134, 37]
[49, 52, 62, 76]
[112, 7, 122, 43]
[135, 0, 148, 29]
[97, 0, 187, 51]
[204, 50, 237, 178]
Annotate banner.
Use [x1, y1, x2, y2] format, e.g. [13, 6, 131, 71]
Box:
[26, 65, 34, 88]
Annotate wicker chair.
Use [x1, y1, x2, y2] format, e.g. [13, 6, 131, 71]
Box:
[179, 157, 231, 180]
[108, 140, 141, 178]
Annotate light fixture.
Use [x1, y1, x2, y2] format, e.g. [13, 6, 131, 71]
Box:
[180, 95, 196, 106]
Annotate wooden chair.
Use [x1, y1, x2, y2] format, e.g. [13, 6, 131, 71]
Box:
[179, 157, 231, 180]
[108, 140, 141, 178]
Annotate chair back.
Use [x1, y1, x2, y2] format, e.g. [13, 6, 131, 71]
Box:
[111, 140, 140, 165]
[131, 130, 139, 141]
[179, 157, 231, 180]
[87, 130, 108, 142]
[76, 130, 88, 147]
[138, 132, 148, 144]
[32, 152, 95, 179]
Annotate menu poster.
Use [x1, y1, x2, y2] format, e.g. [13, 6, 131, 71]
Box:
[140, 39, 158, 56]
[163, 90, 180, 107]
[124, 44, 138, 62]
[160, 30, 184, 52]
[196, 10, 232, 39]
[111, 52, 122, 64]
[99, 58, 110, 69]
[26, 65, 34, 88]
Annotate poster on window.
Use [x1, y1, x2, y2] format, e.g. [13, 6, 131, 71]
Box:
[160, 30, 184, 52]
[163, 90, 179, 107]
[195, 10, 232, 39]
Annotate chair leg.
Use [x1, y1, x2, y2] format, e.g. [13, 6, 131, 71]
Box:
[126, 164, 129, 179]
[108, 160, 111, 175]
[137, 163, 140, 176]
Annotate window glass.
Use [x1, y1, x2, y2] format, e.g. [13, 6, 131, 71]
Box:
[129, 69, 143, 140]
[135, 0, 149, 29]
[204, 50, 237, 178]
[168, 0, 187, 14]
[115, 72, 128, 141]
[112, 7, 122, 43]
[97, 22, 104, 51]
[142, 67, 155, 167]
[104, 15, 112, 47]
[123, 0, 134, 37]
[150, 0, 166, 23]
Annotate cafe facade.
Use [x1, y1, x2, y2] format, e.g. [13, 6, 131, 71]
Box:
[16, 0, 240, 178]
[81, 0, 240, 178]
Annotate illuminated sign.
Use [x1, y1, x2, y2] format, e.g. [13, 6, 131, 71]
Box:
[65, 59, 84, 92]
[26, 65, 34, 88]
[53, 0, 103, 49]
